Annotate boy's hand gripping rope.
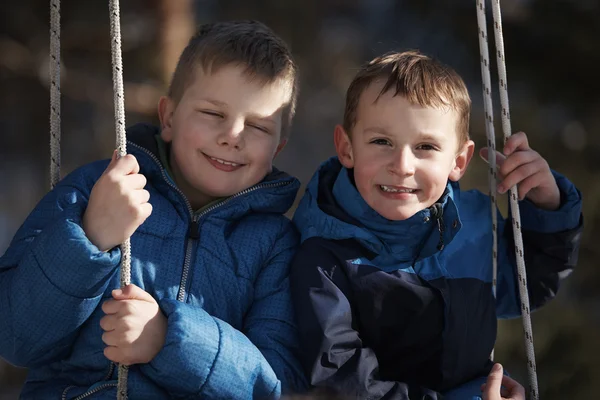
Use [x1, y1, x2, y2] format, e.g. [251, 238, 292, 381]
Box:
[108, 0, 131, 399]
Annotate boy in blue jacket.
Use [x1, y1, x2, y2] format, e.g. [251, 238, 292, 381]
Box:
[290, 50, 582, 399]
[0, 21, 307, 399]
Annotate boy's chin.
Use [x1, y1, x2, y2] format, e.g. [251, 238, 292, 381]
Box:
[378, 208, 421, 222]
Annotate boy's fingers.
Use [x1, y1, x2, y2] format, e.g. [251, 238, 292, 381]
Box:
[132, 189, 150, 205]
[103, 346, 124, 364]
[479, 148, 507, 168]
[101, 299, 121, 315]
[497, 150, 538, 179]
[515, 171, 545, 200]
[503, 131, 529, 156]
[497, 161, 538, 194]
[123, 173, 148, 190]
[99, 314, 116, 332]
[501, 375, 526, 397]
[101, 330, 118, 346]
[110, 154, 140, 176]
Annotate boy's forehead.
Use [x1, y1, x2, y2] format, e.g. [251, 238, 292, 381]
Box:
[356, 82, 460, 143]
[188, 64, 293, 106]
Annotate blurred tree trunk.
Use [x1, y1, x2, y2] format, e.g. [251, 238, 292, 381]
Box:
[157, 0, 195, 88]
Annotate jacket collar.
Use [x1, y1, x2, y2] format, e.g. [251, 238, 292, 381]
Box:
[294, 157, 462, 264]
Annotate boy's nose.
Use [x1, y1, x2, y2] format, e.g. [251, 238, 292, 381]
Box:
[217, 119, 245, 149]
[388, 148, 415, 176]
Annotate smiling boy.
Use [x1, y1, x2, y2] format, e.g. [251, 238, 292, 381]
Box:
[0, 20, 306, 399]
[290, 50, 582, 399]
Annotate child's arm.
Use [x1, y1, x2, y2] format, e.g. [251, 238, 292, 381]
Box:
[483, 132, 583, 318]
[139, 222, 307, 399]
[289, 238, 443, 400]
[0, 153, 151, 367]
[0, 161, 120, 367]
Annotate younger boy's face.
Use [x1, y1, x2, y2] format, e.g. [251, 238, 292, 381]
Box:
[159, 64, 290, 209]
[335, 81, 473, 221]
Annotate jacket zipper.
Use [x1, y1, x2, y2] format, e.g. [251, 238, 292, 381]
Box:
[177, 180, 290, 301]
[128, 142, 291, 302]
[72, 383, 118, 400]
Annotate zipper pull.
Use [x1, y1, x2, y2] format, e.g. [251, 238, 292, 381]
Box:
[188, 219, 200, 240]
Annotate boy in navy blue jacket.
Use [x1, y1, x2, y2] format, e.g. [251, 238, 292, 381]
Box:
[0, 21, 307, 399]
[290, 50, 582, 399]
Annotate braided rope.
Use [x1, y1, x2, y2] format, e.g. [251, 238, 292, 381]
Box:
[49, 0, 61, 189]
[477, 1, 539, 398]
[108, 0, 130, 398]
[476, 0, 499, 362]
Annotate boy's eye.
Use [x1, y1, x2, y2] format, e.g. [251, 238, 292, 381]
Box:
[247, 123, 270, 134]
[371, 138, 391, 146]
[417, 143, 437, 151]
[200, 110, 223, 118]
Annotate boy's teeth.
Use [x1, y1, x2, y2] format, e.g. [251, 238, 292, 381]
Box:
[210, 156, 239, 167]
[380, 185, 415, 193]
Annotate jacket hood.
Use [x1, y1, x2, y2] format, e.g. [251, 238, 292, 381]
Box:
[125, 123, 300, 218]
[293, 157, 462, 266]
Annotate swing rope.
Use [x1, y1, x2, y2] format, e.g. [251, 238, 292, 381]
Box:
[49, 0, 60, 189]
[476, 1, 539, 398]
[49, 0, 131, 397]
[107, 0, 132, 398]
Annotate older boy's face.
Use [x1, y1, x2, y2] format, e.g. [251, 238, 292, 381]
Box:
[338, 82, 470, 221]
[159, 65, 290, 208]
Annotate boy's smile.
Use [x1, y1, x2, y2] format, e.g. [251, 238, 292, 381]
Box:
[158, 64, 291, 209]
[335, 80, 473, 221]
[203, 153, 245, 172]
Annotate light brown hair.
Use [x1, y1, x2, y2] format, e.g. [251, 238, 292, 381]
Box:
[343, 50, 471, 146]
[168, 20, 298, 139]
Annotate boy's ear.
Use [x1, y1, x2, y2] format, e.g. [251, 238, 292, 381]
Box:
[334, 124, 354, 168]
[158, 96, 175, 142]
[449, 139, 475, 181]
[273, 139, 288, 159]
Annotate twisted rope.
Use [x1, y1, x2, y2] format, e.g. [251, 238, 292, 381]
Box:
[108, 0, 131, 398]
[476, 1, 539, 398]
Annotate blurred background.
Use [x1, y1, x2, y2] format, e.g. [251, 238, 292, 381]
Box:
[1, 0, 599, 398]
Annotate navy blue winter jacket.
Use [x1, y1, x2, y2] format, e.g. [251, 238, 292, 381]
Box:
[290, 157, 582, 399]
[0, 124, 307, 399]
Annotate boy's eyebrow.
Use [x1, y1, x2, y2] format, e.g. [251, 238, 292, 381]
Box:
[364, 126, 392, 135]
[418, 133, 445, 143]
[198, 98, 229, 108]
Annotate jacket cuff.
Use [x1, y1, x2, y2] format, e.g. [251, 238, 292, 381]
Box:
[145, 299, 220, 395]
[518, 170, 582, 233]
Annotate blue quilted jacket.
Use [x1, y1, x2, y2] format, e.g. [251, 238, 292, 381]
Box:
[0, 124, 307, 399]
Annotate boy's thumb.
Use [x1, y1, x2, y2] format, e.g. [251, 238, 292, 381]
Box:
[483, 363, 503, 395]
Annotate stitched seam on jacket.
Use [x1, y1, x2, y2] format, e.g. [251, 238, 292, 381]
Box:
[197, 316, 223, 396]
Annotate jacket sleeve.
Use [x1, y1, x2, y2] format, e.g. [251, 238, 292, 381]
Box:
[290, 238, 443, 400]
[0, 161, 121, 367]
[495, 170, 583, 318]
[140, 222, 307, 399]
